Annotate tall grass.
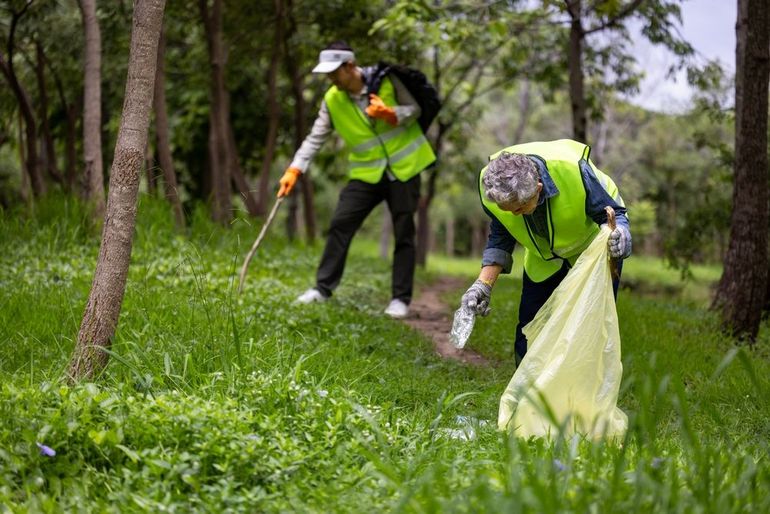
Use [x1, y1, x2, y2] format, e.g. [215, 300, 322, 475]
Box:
[0, 194, 768, 512]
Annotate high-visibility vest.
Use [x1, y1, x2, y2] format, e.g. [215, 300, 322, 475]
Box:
[480, 139, 624, 282]
[324, 77, 436, 183]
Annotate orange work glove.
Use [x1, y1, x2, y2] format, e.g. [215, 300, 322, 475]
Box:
[365, 94, 398, 126]
[277, 167, 302, 197]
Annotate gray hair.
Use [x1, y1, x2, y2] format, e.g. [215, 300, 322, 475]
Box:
[482, 152, 540, 204]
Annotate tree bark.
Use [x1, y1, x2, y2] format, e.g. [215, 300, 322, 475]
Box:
[566, 0, 587, 142]
[79, 0, 106, 215]
[69, 0, 167, 382]
[711, 0, 770, 342]
[0, 3, 46, 197]
[200, 0, 232, 224]
[153, 27, 185, 228]
[34, 42, 63, 184]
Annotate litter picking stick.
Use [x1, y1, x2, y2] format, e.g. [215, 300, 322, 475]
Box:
[238, 197, 284, 294]
[604, 206, 620, 279]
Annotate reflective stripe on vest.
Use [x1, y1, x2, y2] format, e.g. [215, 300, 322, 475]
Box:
[480, 139, 615, 282]
[324, 77, 436, 183]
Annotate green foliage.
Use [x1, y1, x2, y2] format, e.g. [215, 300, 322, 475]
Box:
[1, 196, 770, 511]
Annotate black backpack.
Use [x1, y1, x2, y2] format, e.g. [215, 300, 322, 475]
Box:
[366, 61, 442, 133]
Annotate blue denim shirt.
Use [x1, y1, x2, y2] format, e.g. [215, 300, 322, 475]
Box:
[481, 157, 629, 273]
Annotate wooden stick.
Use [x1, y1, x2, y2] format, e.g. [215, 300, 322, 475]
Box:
[238, 197, 284, 294]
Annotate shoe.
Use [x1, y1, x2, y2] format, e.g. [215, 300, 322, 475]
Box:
[295, 288, 328, 304]
[384, 299, 409, 319]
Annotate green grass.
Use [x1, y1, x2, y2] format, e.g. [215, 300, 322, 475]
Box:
[1, 195, 769, 512]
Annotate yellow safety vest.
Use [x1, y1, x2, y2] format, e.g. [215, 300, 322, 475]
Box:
[480, 139, 623, 282]
[324, 77, 436, 183]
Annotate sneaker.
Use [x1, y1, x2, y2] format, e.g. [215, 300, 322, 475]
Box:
[384, 299, 409, 319]
[295, 288, 328, 304]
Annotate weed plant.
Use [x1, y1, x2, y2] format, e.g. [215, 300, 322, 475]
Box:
[1, 195, 769, 512]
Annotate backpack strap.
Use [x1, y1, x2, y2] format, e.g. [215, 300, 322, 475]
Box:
[365, 61, 392, 97]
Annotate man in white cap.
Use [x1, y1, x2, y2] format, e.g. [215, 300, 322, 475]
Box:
[277, 41, 436, 319]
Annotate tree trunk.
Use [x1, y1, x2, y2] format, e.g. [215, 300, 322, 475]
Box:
[256, 0, 284, 216]
[0, 6, 46, 197]
[68, 0, 167, 382]
[17, 111, 30, 204]
[65, 100, 79, 192]
[79, 0, 105, 215]
[153, 27, 185, 228]
[445, 216, 454, 256]
[49, 59, 79, 191]
[34, 42, 63, 185]
[513, 79, 531, 143]
[284, 0, 316, 242]
[226, 94, 261, 217]
[711, 0, 770, 342]
[566, 0, 587, 143]
[200, 0, 231, 224]
[225, 106, 260, 218]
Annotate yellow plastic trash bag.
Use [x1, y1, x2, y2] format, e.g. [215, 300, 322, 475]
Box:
[498, 226, 627, 440]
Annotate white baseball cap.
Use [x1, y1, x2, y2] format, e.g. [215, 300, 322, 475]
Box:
[312, 49, 355, 73]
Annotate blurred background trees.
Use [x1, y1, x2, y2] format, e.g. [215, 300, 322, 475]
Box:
[0, 0, 764, 335]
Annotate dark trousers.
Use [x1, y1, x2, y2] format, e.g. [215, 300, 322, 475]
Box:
[315, 174, 421, 303]
[514, 259, 622, 365]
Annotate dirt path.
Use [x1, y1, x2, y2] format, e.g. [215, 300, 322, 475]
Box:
[404, 276, 493, 366]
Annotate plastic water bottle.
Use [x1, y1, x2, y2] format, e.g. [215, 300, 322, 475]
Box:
[450, 307, 475, 349]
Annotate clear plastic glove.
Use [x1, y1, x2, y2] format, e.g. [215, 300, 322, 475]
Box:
[461, 279, 492, 317]
[603, 224, 632, 259]
[277, 166, 301, 197]
[365, 94, 398, 126]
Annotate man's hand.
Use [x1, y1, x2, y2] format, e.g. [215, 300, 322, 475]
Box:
[461, 279, 493, 316]
[365, 94, 397, 126]
[604, 224, 632, 259]
[277, 167, 302, 197]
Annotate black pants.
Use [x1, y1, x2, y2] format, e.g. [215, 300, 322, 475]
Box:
[315, 174, 421, 303]
[514, 259, 622, 365]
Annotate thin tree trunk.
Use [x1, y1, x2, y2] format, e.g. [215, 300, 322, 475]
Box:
[200, 0, 231, 224]
[69, 0, 167, 382]
[255, 0, 285, 217]
[153, 27, 185, 228]
[445, 216, 454, 256]
[711, 0, 770, 341]
[48, 58, 79, 191]
[34, 42, 63, 184]
[18, 110, 30, 203]
[284, 0, 315, 242]
[65, 100, 79, 191]
[513, 79, 531, 143]
[566, 0, 587, 143]
[0, 5, 46, 197]
[79, 0, 105, 215]
[226, 100, 261, 216]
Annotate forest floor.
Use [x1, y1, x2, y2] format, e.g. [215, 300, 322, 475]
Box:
[404, 276, 493, 366]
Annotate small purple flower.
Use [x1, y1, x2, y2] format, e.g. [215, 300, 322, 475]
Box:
[651, 457, 665, 469]
[36, 442, 56, 457]
[552, 459, 566, 472]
